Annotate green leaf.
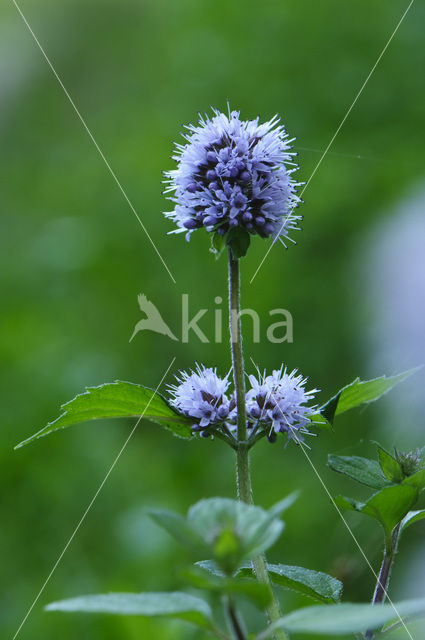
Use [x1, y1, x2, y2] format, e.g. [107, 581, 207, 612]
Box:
[319, 392, 341, 426]
[400, 509, 425, 533]
[188, 498, 284, 567]
[319, 368, 421, 426]
[15, 381, 193, 448]
[335, 485, 418, 546]
[256, 599, 425, 637]
[268, 491, 300, 519]
[403, 468, 425, 492]
[45, 592, 213, 629]
[148, 509, 209, 556]
[226, 227, 251, 259]
[309, 412, 333, 430]
[328, 455, 391, 489]
[237, 563, 343, 604]
[377, 446, 403, 483]
[150, 498, 285, 575]
[182, 565, 271, 609]
[210, 231, 226, 259]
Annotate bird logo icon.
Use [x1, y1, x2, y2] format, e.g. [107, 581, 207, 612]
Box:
[129, 294, 178, 342]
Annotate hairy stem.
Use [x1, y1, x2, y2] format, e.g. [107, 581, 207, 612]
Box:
[365, 523, 402, 640]
[228, 250, 288, 640]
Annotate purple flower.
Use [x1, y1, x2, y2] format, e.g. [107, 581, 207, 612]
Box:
[164, 109, 302, 249]
[168, 364, 233, 432]
[246, 367, 317, 442]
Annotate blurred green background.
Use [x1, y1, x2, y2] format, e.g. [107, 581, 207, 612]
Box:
[2, 0, 425, 638]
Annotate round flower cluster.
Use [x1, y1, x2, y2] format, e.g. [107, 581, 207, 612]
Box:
[164, 109, 301, 243]
[245, 367, 317, 443]
[168, 365, 234, 433]
[168, 364, 317, 443]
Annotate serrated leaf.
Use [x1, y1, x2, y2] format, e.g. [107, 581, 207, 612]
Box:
[45, 592, 213, 628]
[328, 455, 391, 489]
[377, 446, 403, 483]
[256, 598, 425, 637]
[15, 381, 193, 448]
[400, 509, 425, 534]
[226, 227, 251, 259]
[335, 485, 418, 547]
[319, 368, 421, 426]
[237, 563, 342, 604]
[182, 565, 271, 609]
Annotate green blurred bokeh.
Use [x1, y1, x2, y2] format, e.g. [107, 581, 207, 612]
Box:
[1, 1, 425, 638]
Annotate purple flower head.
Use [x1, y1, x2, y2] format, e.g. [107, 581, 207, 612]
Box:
[164, 108, 302, 253]
[168, 364, 232, 431]
[246, 367, 317, 443]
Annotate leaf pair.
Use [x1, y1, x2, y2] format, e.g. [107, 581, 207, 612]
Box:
[150, 496, 295, 575]
[15, 367, 420, 449]
[329, 445, 425, 547]
[335, 485, 418, 549]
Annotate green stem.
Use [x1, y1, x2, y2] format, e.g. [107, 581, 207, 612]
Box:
[364, 523, 402, 640]
[228, 250, 288, 640]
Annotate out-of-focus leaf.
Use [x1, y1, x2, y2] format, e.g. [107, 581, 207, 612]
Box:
[319, 368, 421, 426]
[148, 508, 208, 555]
[45, 592, 213, 628]
[255, 598, 425, 637]
[237, 563, 342, 604]
[151, 498, 285, 575]
[268, 491, 300, 519]
[15, 381, 193, 448]
[182, 565, 271, 609]
[188, 498, 284, 568]
[328, 455, 391, 489]
[377, 445, 403, 483]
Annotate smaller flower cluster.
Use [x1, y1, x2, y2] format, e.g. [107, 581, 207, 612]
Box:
[246, 367, 317, 442]
[168, 365, 235, 432]
[168, 364, 317, 444]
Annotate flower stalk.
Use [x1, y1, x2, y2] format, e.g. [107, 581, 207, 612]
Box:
[228, 250, 289, 640]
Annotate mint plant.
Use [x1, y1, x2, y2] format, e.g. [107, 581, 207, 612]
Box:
[16, 108, 425, 639]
